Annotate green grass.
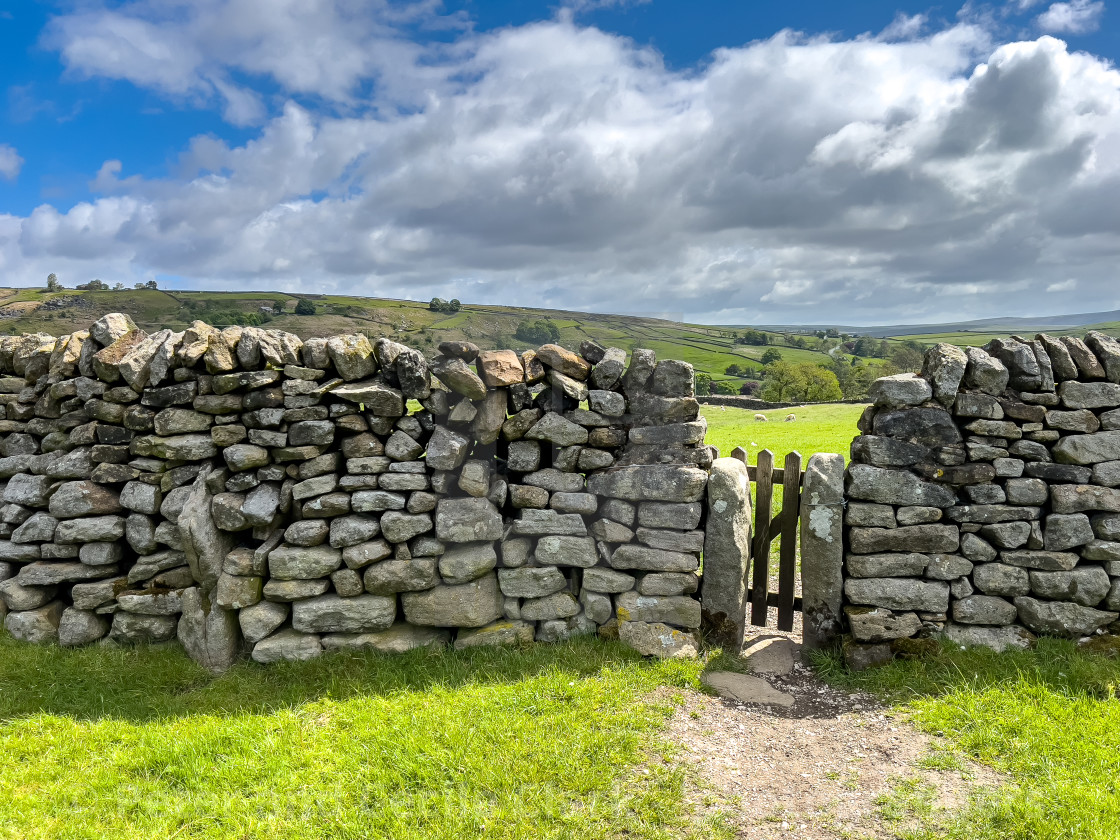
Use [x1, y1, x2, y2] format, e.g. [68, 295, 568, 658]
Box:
[817, 638, 1120, 840]
[0, 633, 729, 840]
[701, 402, 864, 466]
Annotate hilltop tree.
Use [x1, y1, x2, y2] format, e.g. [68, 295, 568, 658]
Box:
[428, 297, 461, 314]
[515, 318, 561, 345]
[45, 273, 62, 292]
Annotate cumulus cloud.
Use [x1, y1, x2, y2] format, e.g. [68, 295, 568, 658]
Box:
[43, 0, 467, 123]
[1036, 0, 1105, 33]
[0, 145, 22, 180]
[9, 5, 1120, 324]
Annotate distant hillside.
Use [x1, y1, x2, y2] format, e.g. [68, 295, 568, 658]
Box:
[758, 309, 1120, 339]
[0, 286, 859, 387]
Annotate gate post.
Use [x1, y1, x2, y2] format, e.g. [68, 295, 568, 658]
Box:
[799, 453, 845, 652]
[700, 457, 752, 650]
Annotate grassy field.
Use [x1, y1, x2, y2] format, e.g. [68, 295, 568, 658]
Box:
[701, 402, 864, 466]
[0, 634, 728, 840]
[818, 638, 1120, 840]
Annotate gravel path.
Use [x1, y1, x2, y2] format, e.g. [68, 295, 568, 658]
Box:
[660, 632, 1000, 838]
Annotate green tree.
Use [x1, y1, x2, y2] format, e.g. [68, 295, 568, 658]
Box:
[760, 348, 783, 365]
[724, 363, 743, 376]
[890, 341, 925, 373]
[759, 361, 807, 401]
[45, 273, 62, 292]
[448, 299, 461, 312]
[295, 299, 316, 316]
[734, 329, 770, 346]
[714, 380, 739, 395]
[695, 372, 712, 396]
[515, 319, 561, 345]
[801, 365, 843, 401]
[144, 280, 158, 290]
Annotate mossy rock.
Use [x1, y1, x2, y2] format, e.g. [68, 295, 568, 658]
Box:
[890, 636, 940, 659]
[1079, 634, 1120, 658]
[842, 635, 893, 671]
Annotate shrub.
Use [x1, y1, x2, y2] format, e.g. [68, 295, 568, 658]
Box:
[295, 299, 316, 316]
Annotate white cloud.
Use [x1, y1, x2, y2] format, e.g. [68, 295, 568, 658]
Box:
[1036, 0, 1105, 33]
[1047, 278, 1077, 291]
[9, 8, 1120, 324]
[43, 0, 467, 123]
[0, 145, 22, 180]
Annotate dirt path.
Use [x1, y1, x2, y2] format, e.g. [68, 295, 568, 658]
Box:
[662, 632, 999, 839]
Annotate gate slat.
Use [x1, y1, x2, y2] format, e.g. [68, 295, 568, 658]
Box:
[776, 451, 802, 631]
[750, 449, 774, 626]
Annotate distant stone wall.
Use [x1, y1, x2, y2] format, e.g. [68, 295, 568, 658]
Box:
[843, 332, 1120, 666]
[0, 316, 714, 669]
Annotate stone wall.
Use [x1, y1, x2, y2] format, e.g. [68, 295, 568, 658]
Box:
[844, 332, 1120, 664]
[0, 316, 715, 669]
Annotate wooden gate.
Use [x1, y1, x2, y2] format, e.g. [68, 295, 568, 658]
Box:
[732, 447, 804, 632]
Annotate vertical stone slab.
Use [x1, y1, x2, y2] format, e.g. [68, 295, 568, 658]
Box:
[178, 465, 235, 593]
[177, 587, 242, 674]
[800, 453, 845, 652]
[700, 457, 752, 649]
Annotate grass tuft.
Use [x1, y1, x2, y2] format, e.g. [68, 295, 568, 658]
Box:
[817, 637, 1120, 840]
[0, 634, 730, 840]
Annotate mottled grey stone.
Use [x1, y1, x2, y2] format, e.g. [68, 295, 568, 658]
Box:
[844, 577, 950, 612]
[252, 628, 323, 663]
[963, 347, 1010, 395]
[59, 607, 110, 646]
[952, 595, 1017, 625]
[362, 558, 438, 594]
[1051, 484, 1120, 514]
[269, 544, 342, 580]
[610, 544, 698, 572]
[1029, 567, 1111, 607]
[438, 543, 498, 585]
[846, 552, 927, 577]
[942, 622, 1035, 652]
[846, 464, 956, 507]
[923, 343, 967, 406]
[848, 525, 959, 554]
[5, 601, 65, 643]
[1013, 596, 1117, 637]
[846, 607, 922, 642]
[400, 574, 503, 627]
[532, 535, 597, 567]
[582, 567, 635, 593]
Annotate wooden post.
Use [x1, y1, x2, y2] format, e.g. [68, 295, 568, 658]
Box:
[750, 449, 774, 626]
[776, 451, 802, 631]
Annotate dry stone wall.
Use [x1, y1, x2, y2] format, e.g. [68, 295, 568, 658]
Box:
[844, 331, 1120, 664]
[0, 315, 715, 669]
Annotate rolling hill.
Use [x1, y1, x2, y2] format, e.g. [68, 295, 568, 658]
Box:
[0, 286, 849, 387]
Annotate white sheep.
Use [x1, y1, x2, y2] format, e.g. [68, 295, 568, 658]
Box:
[754, 413, 767, 422]
[785, 413, 796, 422]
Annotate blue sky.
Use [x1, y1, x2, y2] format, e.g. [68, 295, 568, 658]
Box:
[1, 0, 1118, 325]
